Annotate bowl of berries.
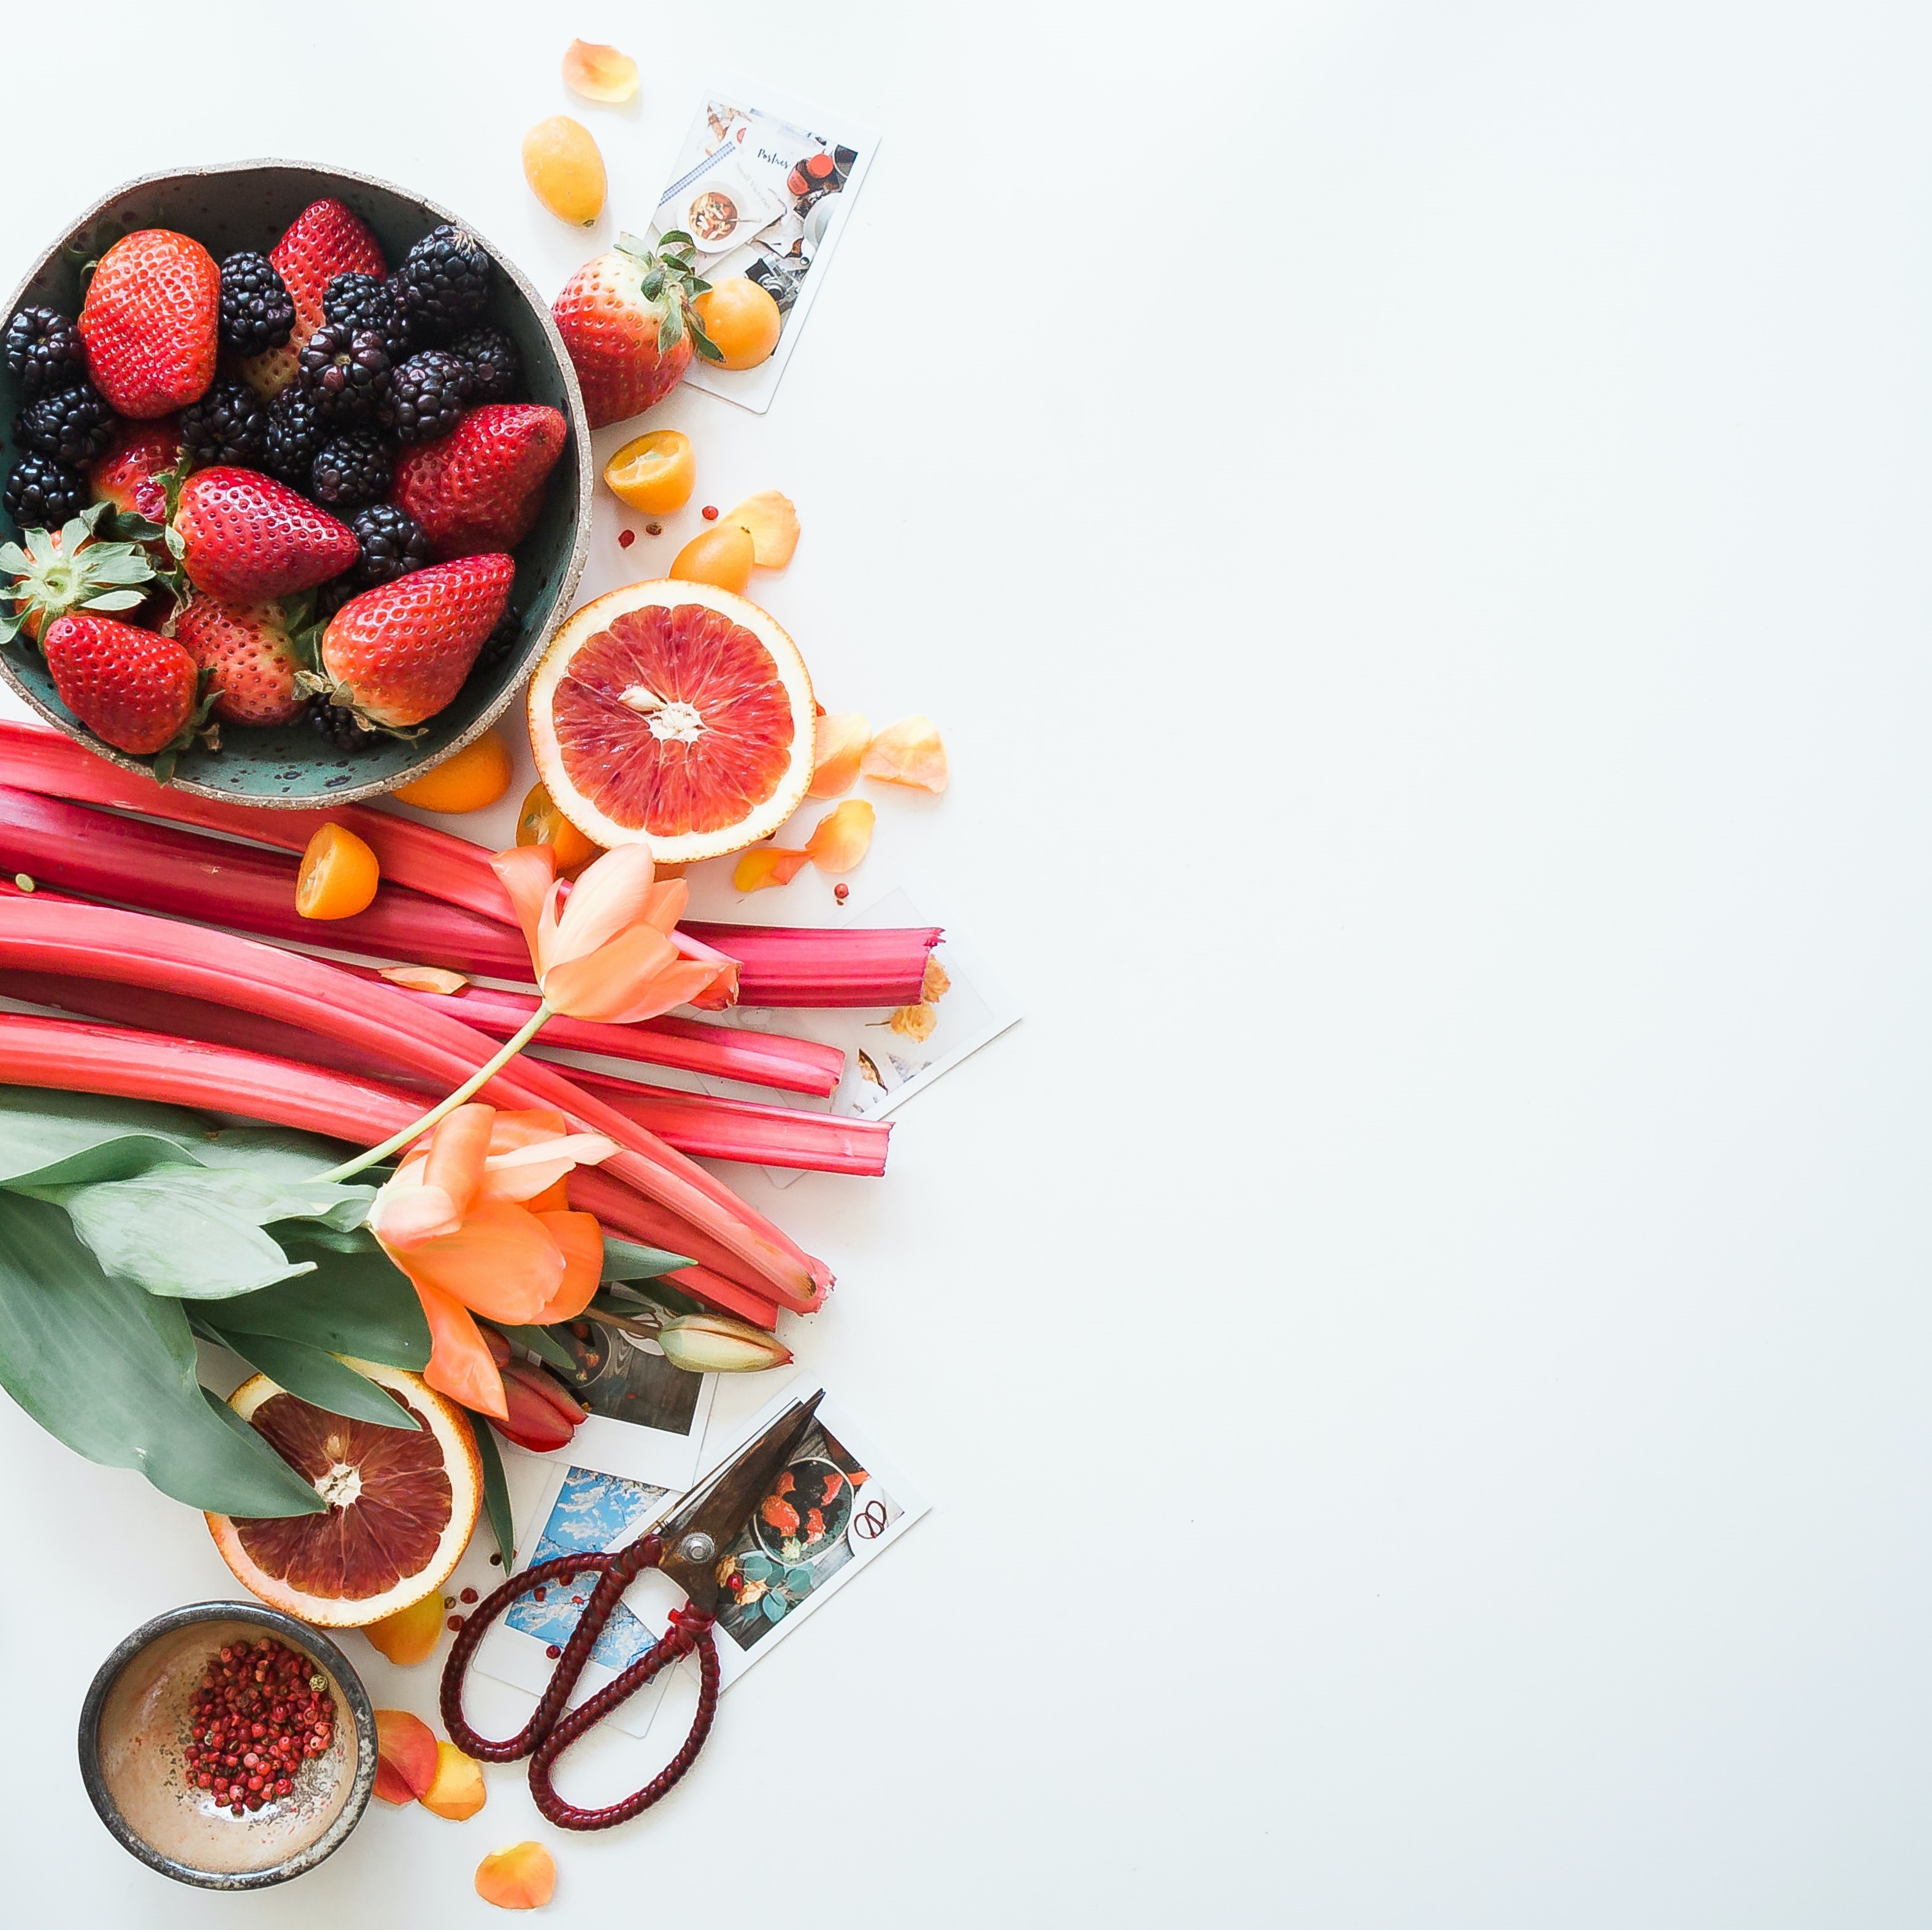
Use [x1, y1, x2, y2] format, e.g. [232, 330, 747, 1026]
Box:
[0, 160, 594, 802]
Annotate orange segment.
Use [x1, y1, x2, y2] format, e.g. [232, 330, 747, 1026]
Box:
[516, 780, 601, 875]
[205, 1366, 481, 1628]
[391, 729, 515, 814]
[604, 430, 694, 515]
[295, 823, 380, 919]
[670, 523, 754, 593]
[528, 580, 816, 861]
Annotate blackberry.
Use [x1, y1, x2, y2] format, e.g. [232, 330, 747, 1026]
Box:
[309, 431, 393, 512]
[347, 502, 434, 586]
[15, 383, 117, 466]
[218, 251, 295, 356]
[475, 600, 523, 670]
[298, 323, 391, 422]
[261, 384, 328, 486]
[3, 306, 86, 401]
[4, 451, 88, 527]
[178, 377, 269, 468]
[306, 693, 379, 753]
[316, 574, 362, 621]
[324, 272, 411, 355]
[380, 348, 470, 443]
[394, 224, 492, 341]
[449, 325, 522, 405]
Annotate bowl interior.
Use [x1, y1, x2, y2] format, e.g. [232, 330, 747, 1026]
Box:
[0, 161, 590, 804]
[81, 1603, 377, 1890]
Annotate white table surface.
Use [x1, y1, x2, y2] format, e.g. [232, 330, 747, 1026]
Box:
[6, 2, 1931, 1923]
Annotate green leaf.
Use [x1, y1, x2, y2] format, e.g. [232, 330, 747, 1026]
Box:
[81, 589, 147, 612]
[500, 1323, 577, 1374]
[468, 1410, 515, 1566]
[0, 1193, 323, 1517]
[34, 1167, 374, 1299]
[197, 1324, 419, 1431]
[0, 1088, 210, 1188]
[602, 1234, 694, 1280]
[215, 1242, 432, 1371]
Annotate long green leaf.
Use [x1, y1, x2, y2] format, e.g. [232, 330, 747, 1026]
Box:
[468, 1411, 515, 1566]
[601, 1234, 695, 1280]
[216, 1243, 432, 1371]
[0, 1088, 209, 1188]
[197, 1324, 420, 1432]
[0, 1193, 323, 1517]
[500, 1324, 578, 1374]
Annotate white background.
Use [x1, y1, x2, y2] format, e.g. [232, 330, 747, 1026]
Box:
[2, 2, 1929, 1923]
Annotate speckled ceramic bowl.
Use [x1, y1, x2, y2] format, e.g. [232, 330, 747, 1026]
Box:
[77, 1601, 378, 1890]
[0, 159, 594, 805]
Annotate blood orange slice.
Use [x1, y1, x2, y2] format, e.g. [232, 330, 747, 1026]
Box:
[205, 1365, 481, 1627]
[527, 579, 815, 861]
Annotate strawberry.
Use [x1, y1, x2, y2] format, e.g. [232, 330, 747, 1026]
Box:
[0, 500, 162, 647]
[170, 466, 358, 603]
[239, 199, 387, 400]
[389, 404, 568, 558]
[44, 613, 209, 759]
[88, 418, 181, 523]
[77, 229, 220, 418]
[174, 593, 307, 727]
[550, 233, 721, 429]
[304, 553, 513, 731]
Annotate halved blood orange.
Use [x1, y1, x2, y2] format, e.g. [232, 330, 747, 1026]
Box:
[205, 1365, 481, 1627]
[527, 579, 815, 862]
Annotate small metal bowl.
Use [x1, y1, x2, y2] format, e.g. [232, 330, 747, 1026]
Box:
[77, 1601, 378, 1890]
[0, 158, 594, 805]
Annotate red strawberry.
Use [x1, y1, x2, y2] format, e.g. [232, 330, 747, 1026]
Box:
[88, 418, 181, 522]
[313, 553, 513, 730]
[239, 199, 386, 400]
[172, 467, 358, 602]
[173, 594, 307, 727]
[551, 234, 721, 429]
[44, 613, 203, 756]
[77, 230, 220, 418]
[389, 404, 568, 559]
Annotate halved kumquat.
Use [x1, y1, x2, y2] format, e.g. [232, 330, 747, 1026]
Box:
[296, 823, 380, 920]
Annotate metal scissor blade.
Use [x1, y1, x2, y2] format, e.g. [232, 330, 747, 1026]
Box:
[654, 1389, 826, 1615]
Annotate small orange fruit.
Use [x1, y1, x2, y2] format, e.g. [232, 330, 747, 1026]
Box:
[516, 779, 600, 874]
[391, 729, 514, 814]
[693, 279, 783, 370]
[523, 116, 606, 226]
[604, 429, 694, 515]
[295, 823, 380, 920]
[670, 521, 754, 593]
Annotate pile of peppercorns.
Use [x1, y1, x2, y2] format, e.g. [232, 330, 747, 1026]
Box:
[182, 1635, 337, 1817]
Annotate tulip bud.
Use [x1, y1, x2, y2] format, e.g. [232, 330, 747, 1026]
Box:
[655, 1313, 794, 1374]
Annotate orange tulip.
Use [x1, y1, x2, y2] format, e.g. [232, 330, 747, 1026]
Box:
[368, 1104, 616, 1418]
[490, 842, 729, 1023]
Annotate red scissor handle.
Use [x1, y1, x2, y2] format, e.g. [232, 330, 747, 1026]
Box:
[440, 1531, 721, 1830]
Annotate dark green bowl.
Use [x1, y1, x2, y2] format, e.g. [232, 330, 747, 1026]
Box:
[0, 159, 593, 805]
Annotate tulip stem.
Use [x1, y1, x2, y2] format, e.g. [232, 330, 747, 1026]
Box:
[316, 1002, 554, 1181]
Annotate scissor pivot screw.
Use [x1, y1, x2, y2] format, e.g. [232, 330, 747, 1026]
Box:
[679, 1532, 716, 1564]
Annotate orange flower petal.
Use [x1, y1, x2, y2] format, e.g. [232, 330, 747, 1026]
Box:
[805, 799, 875, 874]
[421, 1741, 487, 1820]
[886, 1002, 938, 1042]
[807, 712, 869, 798]
[374, 1709, 439, 1804]
[562, 37, 638, 102]
[529, 1209, 605, 1323]
[380, 965, 470, 994]
[411, 1282, 507, 1419]
[540, 922, 688, 1022]
[477, 1134, 618, 1203]
[488, 845, 557, 963]
[639, 877, 688, 935]
[370, 1181, 466, 1248]
[388, 1198, 565, 1324]
[422, 1103, 496, 1220]
[523, 1177, 570, 1214]
[921, 956, 951, 1002]
[861, 714, 948, 793]
[723, 490, 800, 568]
[487, 1109, 573, 1150]
[543, 844, 660, 967]
[734, 847, 811, 892]
[476, 1841, 557, 1910]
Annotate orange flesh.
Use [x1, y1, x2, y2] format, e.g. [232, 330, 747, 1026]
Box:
[233, 1390, 454, 1602]
[516, 780, 600, 872]
[296, 823, 380, 919]
[549, 602, 797, 837]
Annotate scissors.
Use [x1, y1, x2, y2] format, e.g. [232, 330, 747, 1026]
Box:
[440, 1390, 824, 1831]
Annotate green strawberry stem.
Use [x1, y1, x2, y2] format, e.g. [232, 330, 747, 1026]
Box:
[316, 1001, 553, 1181]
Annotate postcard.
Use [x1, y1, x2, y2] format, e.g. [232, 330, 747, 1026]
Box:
[651, 81, 880, 413]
